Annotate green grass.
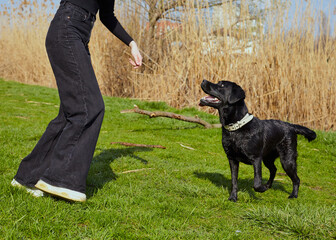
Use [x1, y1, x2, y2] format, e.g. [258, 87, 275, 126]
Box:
[0, 79, 335, 239]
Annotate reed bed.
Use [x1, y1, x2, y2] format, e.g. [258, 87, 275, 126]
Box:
[0, 0, 335, 130]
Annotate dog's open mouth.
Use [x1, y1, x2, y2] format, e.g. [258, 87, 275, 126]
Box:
[199, 95, 221, 106]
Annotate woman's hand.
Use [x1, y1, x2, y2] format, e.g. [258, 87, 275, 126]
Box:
[129, 41, 142, 69]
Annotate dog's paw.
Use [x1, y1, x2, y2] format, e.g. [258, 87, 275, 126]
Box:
[288, 194, 298, 199]
[253, 185, 268, 193]
[265, 182, 273, 189]
[228, 195, 237, 202]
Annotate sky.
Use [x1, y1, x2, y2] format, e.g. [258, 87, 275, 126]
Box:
[287, 0, 336, 34]
[0, 0, 335, 35]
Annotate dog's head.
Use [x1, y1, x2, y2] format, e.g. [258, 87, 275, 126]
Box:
[199, 80, 245, 109]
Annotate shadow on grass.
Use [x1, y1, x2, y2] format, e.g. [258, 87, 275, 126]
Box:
[193, 171, 290, 200]
[86, 147, 152, 198]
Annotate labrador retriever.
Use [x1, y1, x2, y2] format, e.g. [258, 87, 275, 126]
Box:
[200, 80, 316, 202]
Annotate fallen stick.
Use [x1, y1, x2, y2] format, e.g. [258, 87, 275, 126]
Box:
[121, 168, 154, 174]
[111, 141, 166, 149]
[179, 143, 195, 150]
[121, 105, 221, 129]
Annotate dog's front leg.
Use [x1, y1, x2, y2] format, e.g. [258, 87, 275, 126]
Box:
[228, 159, 239, 202]
[252, 158, 268, 193]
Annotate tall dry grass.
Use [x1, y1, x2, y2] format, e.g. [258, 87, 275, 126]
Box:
[0, 0, 335, 130]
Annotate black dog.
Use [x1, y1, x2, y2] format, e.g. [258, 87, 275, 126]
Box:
[200, 80, 316, 202]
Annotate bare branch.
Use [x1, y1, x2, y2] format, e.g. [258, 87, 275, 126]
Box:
[121, 168, 155, 174]
[121, 105, 221, 129]
[111, 142, 166, 149]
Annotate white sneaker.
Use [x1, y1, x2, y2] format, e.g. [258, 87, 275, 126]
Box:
[11, 179, 44, 197]
[35, 180, 86, 202]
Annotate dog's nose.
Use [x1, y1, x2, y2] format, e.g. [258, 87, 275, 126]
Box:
[202, 79, 208, 84]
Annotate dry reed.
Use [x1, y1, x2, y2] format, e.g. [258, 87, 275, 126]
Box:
[0, 0, 335, 130]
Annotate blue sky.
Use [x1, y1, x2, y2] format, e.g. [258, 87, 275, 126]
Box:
[287, 0, 336, 34]
[0, 0, 335, 35]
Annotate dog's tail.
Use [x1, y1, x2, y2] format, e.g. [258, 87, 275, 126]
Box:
[290, 124, 317, 142]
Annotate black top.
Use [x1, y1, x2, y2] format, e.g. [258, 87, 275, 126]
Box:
[66, 0, 133, 45]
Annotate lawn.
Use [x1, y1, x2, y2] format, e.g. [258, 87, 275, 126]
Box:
[0, 79, 335, 239]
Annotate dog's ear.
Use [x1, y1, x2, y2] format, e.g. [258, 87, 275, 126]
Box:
[228, 84, 245, 104]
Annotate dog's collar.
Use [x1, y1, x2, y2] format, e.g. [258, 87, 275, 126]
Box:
[224, 113, 254, 131]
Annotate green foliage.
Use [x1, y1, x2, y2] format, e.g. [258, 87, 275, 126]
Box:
[244, 204, 336, 239]
[0, 79, 335, 239]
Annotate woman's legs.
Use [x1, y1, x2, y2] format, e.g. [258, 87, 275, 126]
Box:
[14, 106, 67, 188]
[14, 2, 103, 197]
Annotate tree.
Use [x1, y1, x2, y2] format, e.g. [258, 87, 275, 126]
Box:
[124, 0, 286, 45]
[121, 0, 288, 60]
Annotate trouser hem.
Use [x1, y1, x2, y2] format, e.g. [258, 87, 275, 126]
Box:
[40, 177, 85, 194]
[13, 176, 36, 189]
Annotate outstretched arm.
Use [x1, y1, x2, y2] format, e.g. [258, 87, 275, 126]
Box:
[99, 0, 133, 45]
[99, 0, 142, 68]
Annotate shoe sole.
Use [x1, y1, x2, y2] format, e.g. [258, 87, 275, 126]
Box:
[35, 180, 86, 202]
[11, 179, 44, 197]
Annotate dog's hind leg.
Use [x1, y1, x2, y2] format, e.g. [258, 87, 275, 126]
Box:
[265, 162, 277, 188]
[252, 157, 269, 193]
[277, 138, 300, 198]
[263, 153, 278, 189]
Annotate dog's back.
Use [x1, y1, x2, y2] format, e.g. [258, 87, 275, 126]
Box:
[225, 118, 316, 161]
[255, 119, 316, 156]
[261, 119, 316, 142]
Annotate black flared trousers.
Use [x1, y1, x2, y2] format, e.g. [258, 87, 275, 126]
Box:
[14, 1, 104, 194]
